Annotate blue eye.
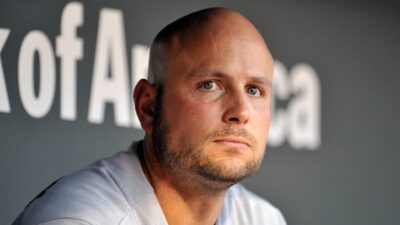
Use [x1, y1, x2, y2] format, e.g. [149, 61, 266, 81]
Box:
[247, 87, 261, 96]
[201, 81, 217, 90]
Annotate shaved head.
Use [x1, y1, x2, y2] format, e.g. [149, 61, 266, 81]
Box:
[148, 7, 272, 86]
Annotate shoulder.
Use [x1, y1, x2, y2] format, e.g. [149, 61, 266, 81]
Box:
[220, 184, 287, 225]
[19, 149, 146, 225]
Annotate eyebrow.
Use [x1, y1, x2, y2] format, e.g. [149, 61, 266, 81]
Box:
[187, 69, 271, 87]
[247, 76, 271, 87]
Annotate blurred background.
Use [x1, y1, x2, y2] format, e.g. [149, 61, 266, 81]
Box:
[0, 0, 399, 224]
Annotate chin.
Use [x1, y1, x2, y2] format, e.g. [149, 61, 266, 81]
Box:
[195, 157, 260, 184]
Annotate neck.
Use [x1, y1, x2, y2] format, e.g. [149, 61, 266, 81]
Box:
[139, 138, 228, 225]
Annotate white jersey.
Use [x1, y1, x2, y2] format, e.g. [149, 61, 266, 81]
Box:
[17, 142, 287, 225]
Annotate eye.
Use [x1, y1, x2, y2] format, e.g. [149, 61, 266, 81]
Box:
[247, 86, 262, 96]
[200, 80, 219, 90]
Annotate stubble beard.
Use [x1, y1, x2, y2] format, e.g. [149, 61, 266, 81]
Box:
[152, 86, 265, 190]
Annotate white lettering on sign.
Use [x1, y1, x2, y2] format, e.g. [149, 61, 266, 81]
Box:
[56, 2, 84, 121]
[269, 61, 321, 150]
[88, 8, 131, 127]
[0, 28, 10, 113]
[18, 31, 56, 118]
[0, 1, 321, 150]
[288, 63, 321, 149]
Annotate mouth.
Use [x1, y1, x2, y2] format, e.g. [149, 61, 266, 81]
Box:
[213, 137, 251, 148]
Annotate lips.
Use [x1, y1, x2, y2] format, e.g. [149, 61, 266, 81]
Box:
[213, 136, 251, 147]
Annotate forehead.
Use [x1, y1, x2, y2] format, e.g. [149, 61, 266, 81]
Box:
[164, 34, 273, 83]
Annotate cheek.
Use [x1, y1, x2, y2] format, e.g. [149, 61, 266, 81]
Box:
[252, 109, 271, 140]
[164, 93, 218, 134]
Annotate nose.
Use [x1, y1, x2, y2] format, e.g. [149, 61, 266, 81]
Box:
[222, 90, 250, 124]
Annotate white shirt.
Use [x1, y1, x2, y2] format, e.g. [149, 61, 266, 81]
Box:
[19, 142, 287, 225]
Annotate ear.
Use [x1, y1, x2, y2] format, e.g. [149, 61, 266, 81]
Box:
[134, 79, 156, 133]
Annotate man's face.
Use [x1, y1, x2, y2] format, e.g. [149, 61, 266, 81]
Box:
[152, 30, 273, 187]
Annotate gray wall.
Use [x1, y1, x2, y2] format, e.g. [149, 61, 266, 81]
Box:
[1, 0, 399, 224]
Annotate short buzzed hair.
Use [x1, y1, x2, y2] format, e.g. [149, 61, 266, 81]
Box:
[148, 7, 233, 85]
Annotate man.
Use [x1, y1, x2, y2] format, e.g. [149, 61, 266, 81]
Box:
[15, 7, 286, 225]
